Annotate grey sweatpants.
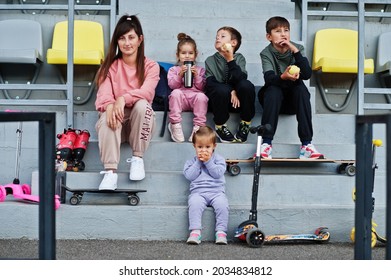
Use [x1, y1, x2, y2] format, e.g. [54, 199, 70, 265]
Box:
[95, 99, 155, 170]
[188, 191, 229, 232]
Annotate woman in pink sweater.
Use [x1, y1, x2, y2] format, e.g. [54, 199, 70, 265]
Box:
[95, 14, 160, 190]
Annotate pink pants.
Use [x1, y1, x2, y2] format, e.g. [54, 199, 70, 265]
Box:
[168, 89, 208, 126]
[95, 99, 155, 170]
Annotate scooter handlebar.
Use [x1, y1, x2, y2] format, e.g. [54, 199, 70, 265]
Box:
[249, 124, 272, 135]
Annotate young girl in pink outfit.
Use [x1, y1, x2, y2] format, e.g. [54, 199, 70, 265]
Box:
[167, 33, 208, 142]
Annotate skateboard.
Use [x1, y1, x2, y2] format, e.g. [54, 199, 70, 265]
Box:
[264, 227, 330, 244]
[61, 185, 146, 206]
[226, 157, 356, 176]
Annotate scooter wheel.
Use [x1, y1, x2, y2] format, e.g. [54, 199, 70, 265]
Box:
[350, 227, 377, 248]
[246, 227, 265, 248]
[0, 185, 6, 202]
[21, 184, 31, 195]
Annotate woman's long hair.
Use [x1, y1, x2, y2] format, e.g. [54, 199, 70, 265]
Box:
[96, 14, 145, 86]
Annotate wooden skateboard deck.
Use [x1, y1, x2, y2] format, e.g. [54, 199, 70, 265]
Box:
[226, 157, 356, 176]
[62, 185, 146, 206]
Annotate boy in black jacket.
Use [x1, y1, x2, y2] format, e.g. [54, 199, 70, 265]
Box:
[259, 16, 324, 159]
[205, 26, 255, 143]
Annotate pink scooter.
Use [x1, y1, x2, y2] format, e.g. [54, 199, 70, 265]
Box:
[0, 183, 60, 210]
[0, 122, 60, 209]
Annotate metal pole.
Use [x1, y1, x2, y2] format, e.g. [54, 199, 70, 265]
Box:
[357, 0, 365, 115]
[38, 113, 56, 260]
[355, 118, 373, 259]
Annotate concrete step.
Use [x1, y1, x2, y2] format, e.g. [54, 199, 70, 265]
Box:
[0, 201, 386, 242]
[59, 172, 356, 206]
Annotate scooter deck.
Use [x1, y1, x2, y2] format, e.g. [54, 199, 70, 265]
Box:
[264, 232, 330, 243]
[62, 185, 146, 206]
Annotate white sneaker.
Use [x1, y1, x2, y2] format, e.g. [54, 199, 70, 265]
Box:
[168, 122, 185, 143]
[98, 170, 118, 190]
[127, 156, 145, 181]
[260, 143, 272, 159]
[188, 125, 200, 142]
[299, 144, 324, 159]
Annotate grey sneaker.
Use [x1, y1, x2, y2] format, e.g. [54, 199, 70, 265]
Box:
[215, 125, 235, 143]
[98, 170, 118, 190]
[187, 231, 201, 245]
[215, 231, 228, 245]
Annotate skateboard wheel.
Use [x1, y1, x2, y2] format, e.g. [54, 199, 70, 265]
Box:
[0, 185, 6, 202]
[345, 165, 356, 176]
[69, 195, 81, 205]
[128, 194, 140, 206]
[246, 227, 265, 248]
[228, 164, 241, 176]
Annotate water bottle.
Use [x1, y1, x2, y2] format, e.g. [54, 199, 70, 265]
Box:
[184, 61, 194, 88]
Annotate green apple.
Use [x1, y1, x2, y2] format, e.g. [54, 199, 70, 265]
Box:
[288, 65, 300, 75]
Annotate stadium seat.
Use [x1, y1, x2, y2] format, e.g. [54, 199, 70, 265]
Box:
[376, 31, 391, 86]
[0, 19, 43, 99]
[312, 28, 374, 112]
[47, 20, 104, 104]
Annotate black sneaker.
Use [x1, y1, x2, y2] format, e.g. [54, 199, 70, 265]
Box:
[235, 121, 250, 143]
[215, 125, 236, 143]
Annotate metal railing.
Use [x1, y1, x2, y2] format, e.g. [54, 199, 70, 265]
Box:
[300, 0, 391, 114]
[0, 0, 116, 128]
[355, 114, 390, 260]
[0, 111, 56, 260]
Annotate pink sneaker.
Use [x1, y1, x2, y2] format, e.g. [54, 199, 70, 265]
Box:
[188, 125, 200, 142]
[168, 123, 185, 143]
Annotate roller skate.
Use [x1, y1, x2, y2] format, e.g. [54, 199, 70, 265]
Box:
[71, 129, 90, 172]
[56, 128, 77, 163]
[56, 128, 90, 172]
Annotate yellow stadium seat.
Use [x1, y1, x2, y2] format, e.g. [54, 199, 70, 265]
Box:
[312, 28, 374, 74]
[47, 20, 104, 65]
[47, 20, 104, 104]
[312, 28, 374, 112]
